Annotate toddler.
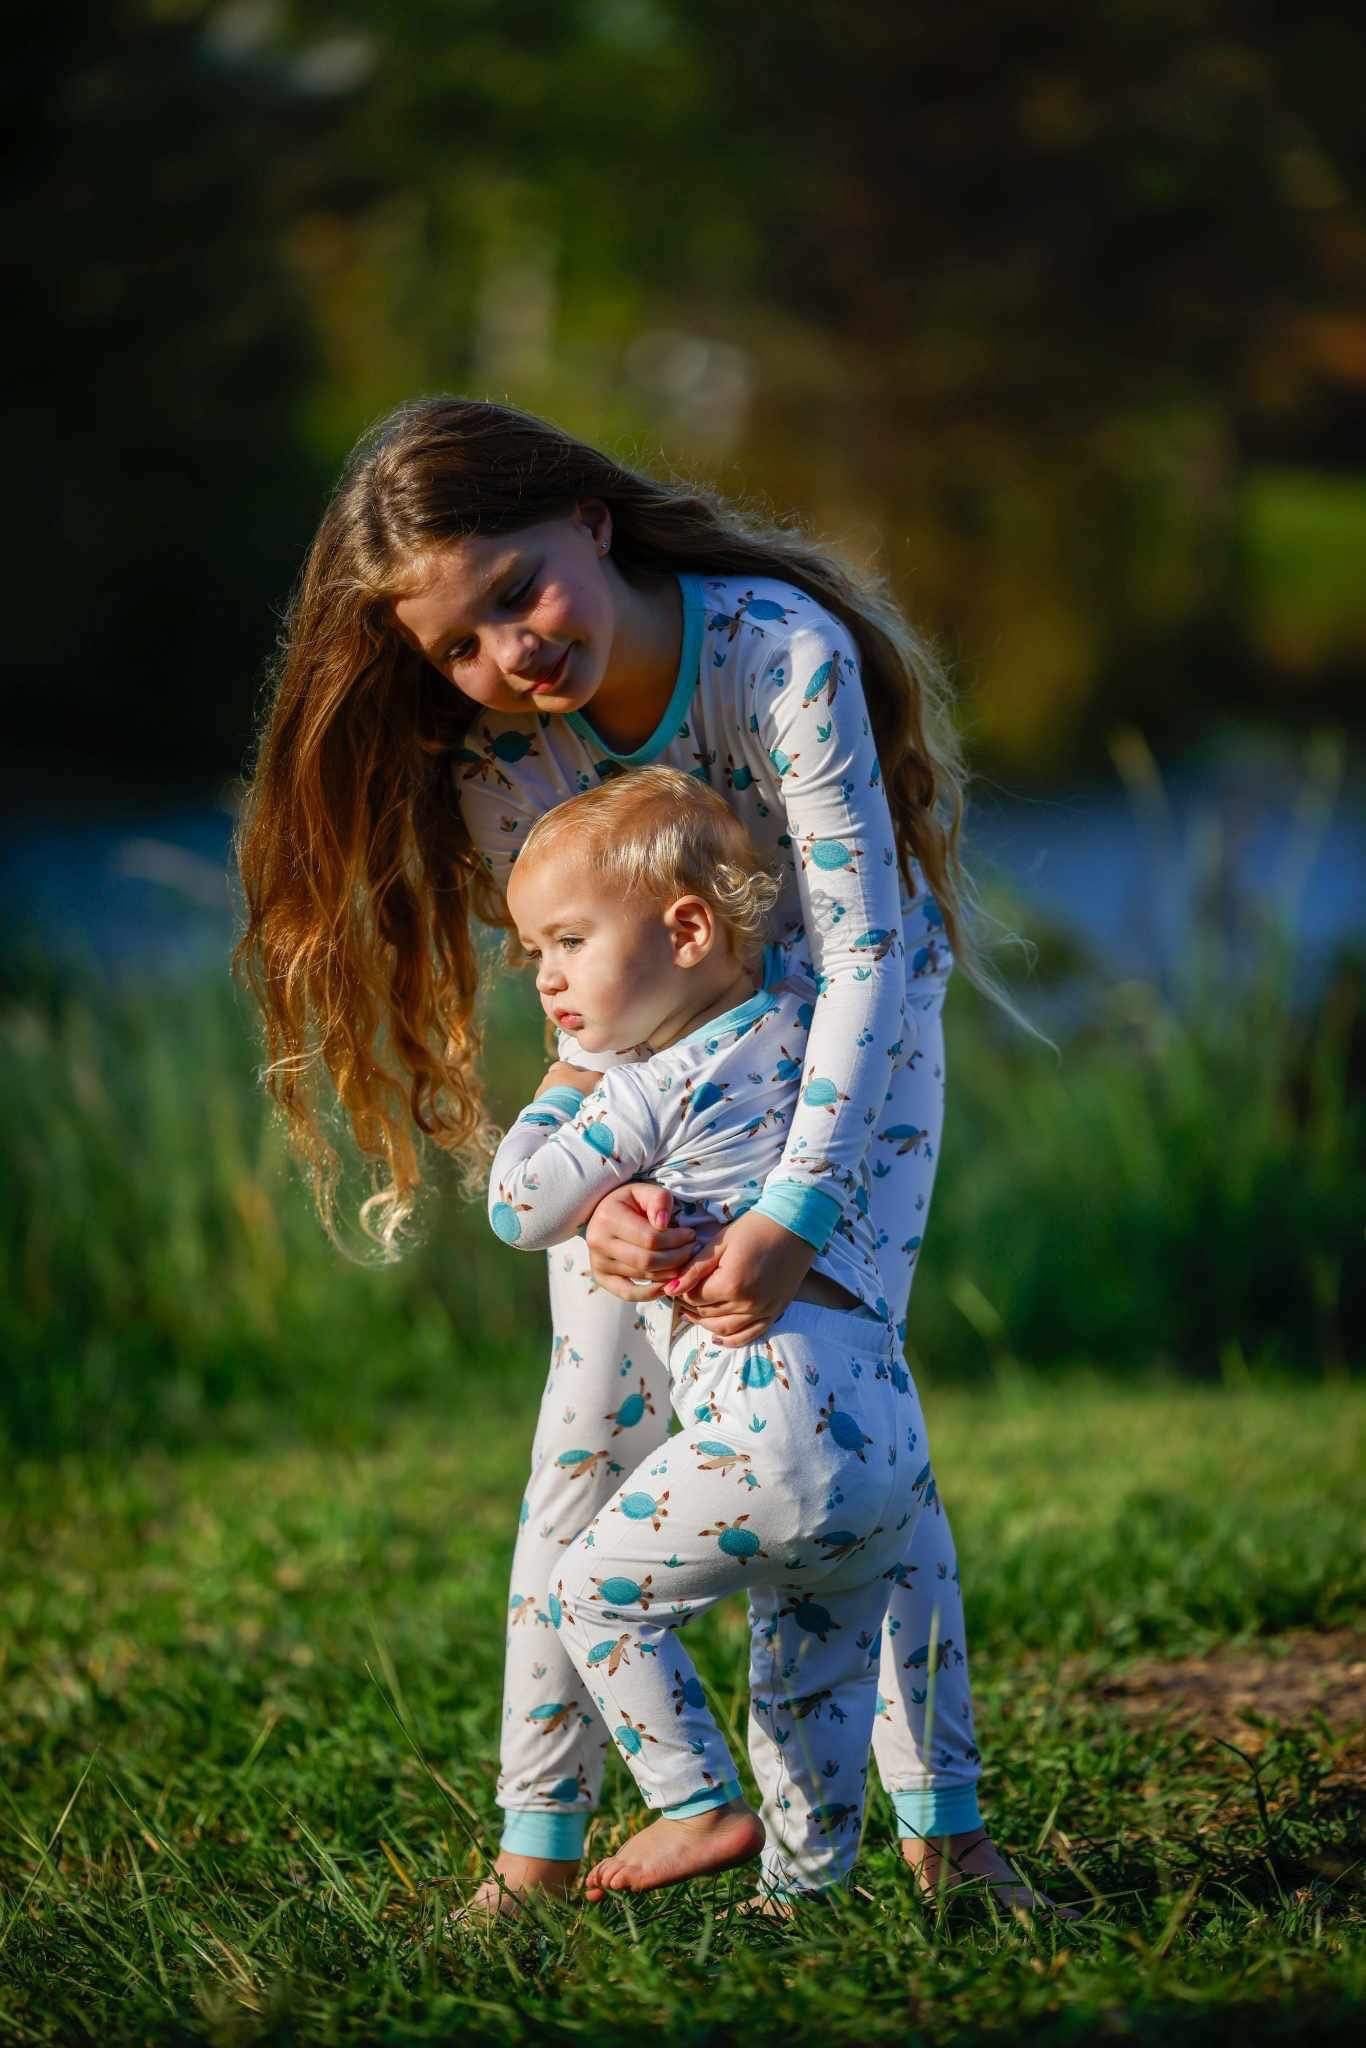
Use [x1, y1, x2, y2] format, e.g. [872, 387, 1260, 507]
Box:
[488, 766, 936, 1903]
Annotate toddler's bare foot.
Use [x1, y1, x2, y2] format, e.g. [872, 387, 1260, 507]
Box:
[584, 1800, 764, 1902]
[453, 1850, 580, 1924]
[901, 1828, 1081, 1918]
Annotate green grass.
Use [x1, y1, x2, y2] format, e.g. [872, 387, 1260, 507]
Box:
[3, 1378, 1362, 2044]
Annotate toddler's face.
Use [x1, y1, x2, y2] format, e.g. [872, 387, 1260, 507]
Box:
[390, 507, 614, 718]
[506, 854, 678, 1055]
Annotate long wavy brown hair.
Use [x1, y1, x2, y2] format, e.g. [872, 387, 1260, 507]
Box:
[235, 395, 1016, 1252]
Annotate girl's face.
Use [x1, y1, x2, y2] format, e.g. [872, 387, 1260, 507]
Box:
[391, 503, 615, 717]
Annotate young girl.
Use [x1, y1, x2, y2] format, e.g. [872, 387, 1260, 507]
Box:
[486, 766, 938, 1903]
[235, 395, 1045, 1917]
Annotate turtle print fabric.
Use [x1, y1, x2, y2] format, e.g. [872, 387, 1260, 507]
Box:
[487, 972, 891, 1321]
[555, 1297, 932, 1895]
[461, 572, 951, 1256]
[461, 575, 982, 1853]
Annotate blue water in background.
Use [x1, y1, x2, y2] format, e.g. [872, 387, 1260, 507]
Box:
[3, 741, 1362, 1003]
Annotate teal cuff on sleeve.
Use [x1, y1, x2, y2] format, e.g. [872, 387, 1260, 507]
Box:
[661, 1776, 743, 1821]
[891, 1784, 984, 1839]
[754, 1179, 842, 1253]
[533, 1086, 586, 1118]
[499, 1808, 588, 1860]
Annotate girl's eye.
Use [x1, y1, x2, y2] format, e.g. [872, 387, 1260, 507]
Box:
[560, 935, 582, 951]
[447, 638, 477, 667]
[505, 575, 535, 608]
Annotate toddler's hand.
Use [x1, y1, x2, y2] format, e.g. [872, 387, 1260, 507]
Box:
[536, 1061, 602, 1098]
[584, 1182, 697, 1301]
[668, 1209, 816, 1347]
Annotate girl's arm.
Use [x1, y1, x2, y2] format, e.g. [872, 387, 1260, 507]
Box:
[749, 618, 905, 1256]
[488, 1067, 662, 1252]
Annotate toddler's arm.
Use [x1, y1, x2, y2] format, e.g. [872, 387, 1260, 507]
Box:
[487, 1065, 661, 1252]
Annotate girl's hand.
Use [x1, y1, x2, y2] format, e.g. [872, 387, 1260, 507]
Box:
[536, 1061, 602, 1098]
[584, 1182, 698, 1301]
[666, 1209, 816, 1347]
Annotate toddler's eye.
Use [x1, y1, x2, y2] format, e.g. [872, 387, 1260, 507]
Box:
[560, 935, 583, 951]
[447, 638, 477, 667]
[505, 574, 535, 608]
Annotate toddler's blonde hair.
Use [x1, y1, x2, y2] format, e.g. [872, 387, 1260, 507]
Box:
[514, 767, 780, 970]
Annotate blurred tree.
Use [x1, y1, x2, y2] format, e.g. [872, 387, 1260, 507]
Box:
[12, 0, 1366, 788]
[6, 0, 343, 791]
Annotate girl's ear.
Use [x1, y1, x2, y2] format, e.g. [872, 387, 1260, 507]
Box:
[664, 893, 715, 967]
[576, 499, 612, 555]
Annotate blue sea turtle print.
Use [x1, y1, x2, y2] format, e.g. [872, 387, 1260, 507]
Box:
[725, 752, 754, 790]
[679, 1076, 728, 1119]
[879, 1124, 927, 1156]
[799, 656, 840, 709]
[605, 1378, 656, 1436]
[546, 1767, 591, 1804]
[615, 1489, 670, 1529]
[579, 1118, 622, 1163]
[489, 1189, 533, 1243]
[555, 1447, 612, 1482]
[815, 1392, 873, 1463]
[776, 1595, 842, 1642]
[853, 927, 898, 961]
[736, 1343, 790, 1393]
[784, 1688, 834, 1720]
[613, 1711, 658, 1757]
[809, 1801, 859, 1834]
[768, 744, 800, 779]
[691, 1438, 755, 1481]
[802, 1075, 851, 1114]
[799, 832, 862, 874]
[670, 1667, 706, 1715]
[526, 1700, 577, 1736]
[592, 1573, 655, 1611]
[737, 591, 794, 626]
[586, 1632, 632, 1676]
[771, 1043, 804, 1084]
[903, 1638, 954, 1674]
[699, 1515, 768, 1563]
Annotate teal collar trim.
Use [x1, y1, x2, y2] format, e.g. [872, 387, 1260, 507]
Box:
[567, 572, 702, 765]
[669, 982, 777, 1051]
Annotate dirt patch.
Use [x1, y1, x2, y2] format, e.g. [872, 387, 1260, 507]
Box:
[1085, 1629, 1366, 1762]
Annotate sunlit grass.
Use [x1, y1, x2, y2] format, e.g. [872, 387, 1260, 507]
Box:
[1, 1379, 1362, 2043]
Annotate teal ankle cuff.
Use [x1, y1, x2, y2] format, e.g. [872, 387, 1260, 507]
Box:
[892, 1785, 983, 1839]
[662, 1776, 742, 1820]
[500, 1809, 587, 1860]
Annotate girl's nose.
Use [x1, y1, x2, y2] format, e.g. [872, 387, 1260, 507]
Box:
[536, 961, 566, 996]
[501, 628, 541, 678]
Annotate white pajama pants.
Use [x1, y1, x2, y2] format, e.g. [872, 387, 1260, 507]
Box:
[556, 1297, 932, 1893]
[495, 981, 983, 1864]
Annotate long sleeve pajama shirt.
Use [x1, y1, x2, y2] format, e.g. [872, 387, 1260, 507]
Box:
[460, 573, 982, 1863]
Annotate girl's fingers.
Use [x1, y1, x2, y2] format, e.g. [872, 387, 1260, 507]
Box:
[604, 1218, 697, 1253]
[662, 1251, 722, 1298]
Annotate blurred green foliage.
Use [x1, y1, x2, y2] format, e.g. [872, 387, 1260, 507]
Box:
[15, 1, 1366, 789]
